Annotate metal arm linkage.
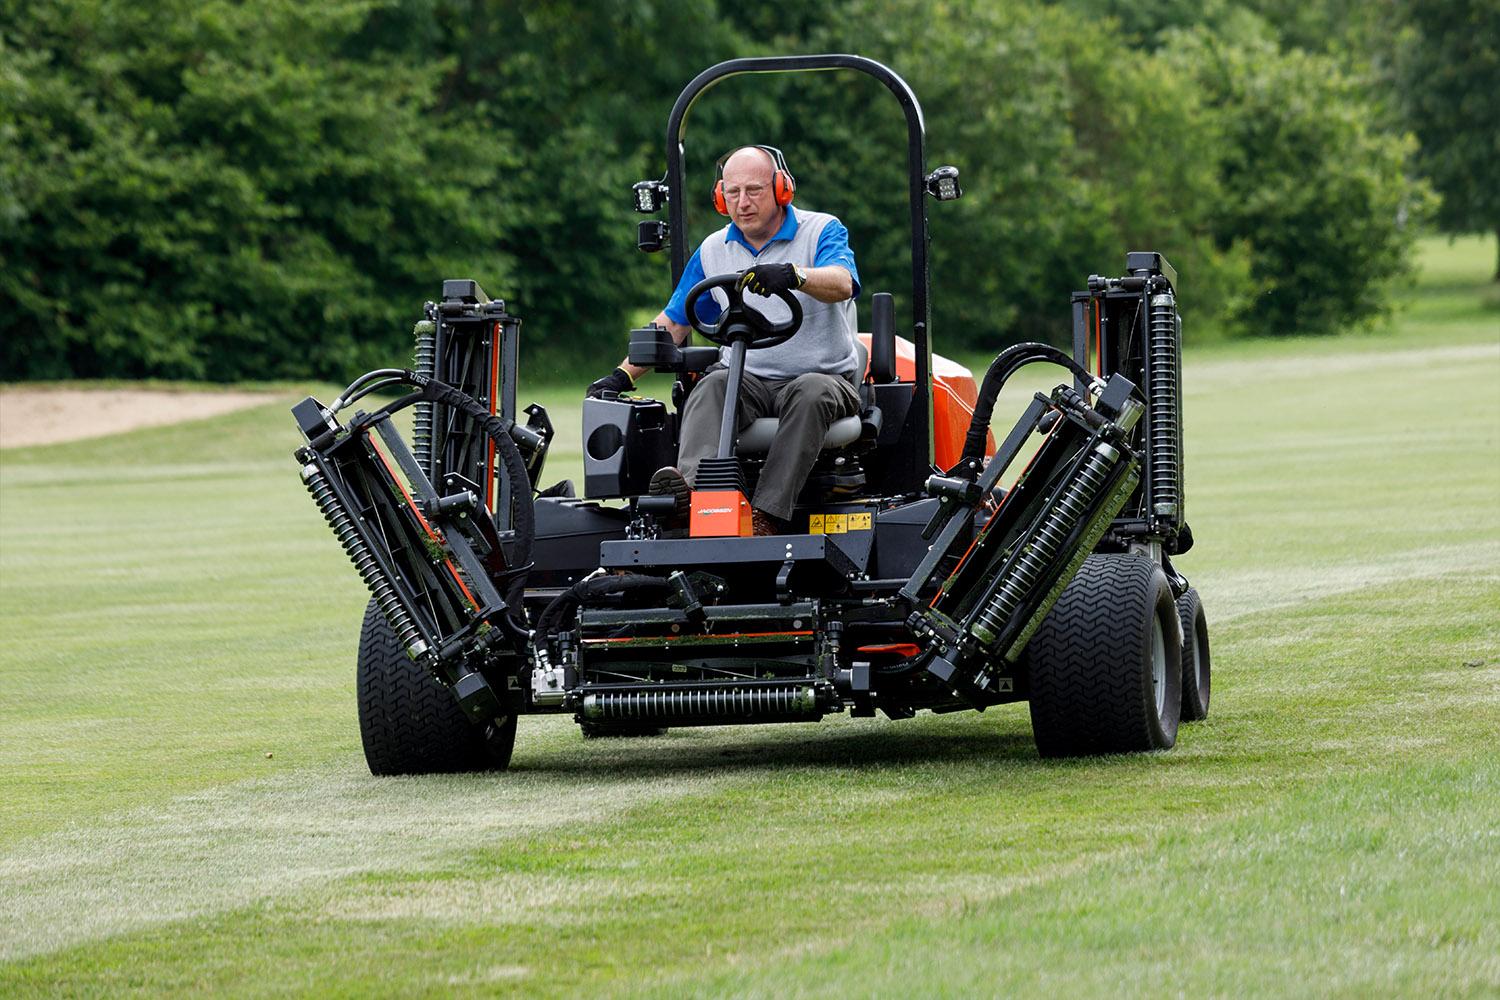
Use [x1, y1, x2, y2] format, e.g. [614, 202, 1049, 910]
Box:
[902, 372, 1145, 704]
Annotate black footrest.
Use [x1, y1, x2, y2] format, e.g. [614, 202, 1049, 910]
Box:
[694, 456, 745, 492]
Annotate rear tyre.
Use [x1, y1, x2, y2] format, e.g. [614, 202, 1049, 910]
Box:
[356, 599, 516, 775]
[580, 721, 669, 739]
[1177, 587, 1211, 722]
[1026, 554, 1182, 757]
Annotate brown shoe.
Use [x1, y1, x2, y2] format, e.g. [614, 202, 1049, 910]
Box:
[649, 466, 690, 518]
[751, 509, 780, 537]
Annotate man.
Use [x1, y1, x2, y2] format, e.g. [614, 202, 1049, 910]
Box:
[587, 145, 861, 535]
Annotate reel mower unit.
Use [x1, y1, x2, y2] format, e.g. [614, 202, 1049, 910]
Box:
[289, 55, 1210, 774]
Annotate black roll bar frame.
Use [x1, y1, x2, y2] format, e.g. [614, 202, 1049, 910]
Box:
[664, 53, 935, 483]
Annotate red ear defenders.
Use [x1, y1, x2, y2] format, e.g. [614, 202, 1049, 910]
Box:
[713, 145, 796, 216]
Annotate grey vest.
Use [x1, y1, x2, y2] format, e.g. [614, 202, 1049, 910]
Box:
[698, 208, 859, 381]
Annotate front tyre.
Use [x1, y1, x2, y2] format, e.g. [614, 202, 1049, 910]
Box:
[1026, 554, 1182, 757]
[356, 599, 516, 775]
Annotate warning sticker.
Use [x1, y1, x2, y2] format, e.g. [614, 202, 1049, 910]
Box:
[808, 511, 872, 534]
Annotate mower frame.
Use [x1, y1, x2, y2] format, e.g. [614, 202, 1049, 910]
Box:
[291, 54, 1210, 773]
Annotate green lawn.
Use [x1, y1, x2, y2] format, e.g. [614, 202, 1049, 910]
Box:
[2, 236, 1497, 997]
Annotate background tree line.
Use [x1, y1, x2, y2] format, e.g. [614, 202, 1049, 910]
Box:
[1, 0, 1493, 382]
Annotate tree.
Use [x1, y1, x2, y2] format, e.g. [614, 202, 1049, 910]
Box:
[0, 0, 509, 381]
[1165, 29, 1432, 335]
[1395, 0, 1500, 277]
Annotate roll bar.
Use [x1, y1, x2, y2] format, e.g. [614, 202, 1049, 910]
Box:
[664, 53, 935, 481]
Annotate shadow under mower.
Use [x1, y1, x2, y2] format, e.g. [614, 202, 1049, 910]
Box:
[291, 54, 1211, 774]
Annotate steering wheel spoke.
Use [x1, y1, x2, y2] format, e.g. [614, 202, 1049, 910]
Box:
[686, 272, 803, 350]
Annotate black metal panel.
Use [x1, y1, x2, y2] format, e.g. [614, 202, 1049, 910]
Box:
[528, 498, 631, 588]
[602, 534, 851, 572]
[872, 498, 944, 580]
[600, 534, 856, 595]
[581, 396, 677, 499]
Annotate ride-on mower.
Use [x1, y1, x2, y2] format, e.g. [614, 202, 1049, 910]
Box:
[292, 55, 1211, 774]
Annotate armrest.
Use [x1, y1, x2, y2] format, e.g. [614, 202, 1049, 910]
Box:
[627, 325, 719, 373]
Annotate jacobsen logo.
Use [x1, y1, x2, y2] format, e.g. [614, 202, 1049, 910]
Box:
[696, 507, 732, 515]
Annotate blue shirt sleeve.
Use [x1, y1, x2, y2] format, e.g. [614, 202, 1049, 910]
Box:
[814, 218, 861, 299]
[663, 247, 720, 326]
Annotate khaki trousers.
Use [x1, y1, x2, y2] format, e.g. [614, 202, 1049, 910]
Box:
[677, 368, 860, 521]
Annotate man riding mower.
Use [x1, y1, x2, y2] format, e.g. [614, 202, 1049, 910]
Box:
[289, 54, 1212, 775]
[588, 144, 862, 538]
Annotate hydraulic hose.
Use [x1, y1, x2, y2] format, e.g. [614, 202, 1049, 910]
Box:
[418, 378, 535, 583]
[536, 573, 671, 644]
[873, 649, 933, 678]
[961, 344, 1098, 465]
[338, 369, 537, 610]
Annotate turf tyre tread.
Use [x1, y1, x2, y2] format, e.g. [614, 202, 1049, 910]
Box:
[356, 599, 515, 775]
[1026, 553, 1182, 757]
[1177, 587, 1211, 721]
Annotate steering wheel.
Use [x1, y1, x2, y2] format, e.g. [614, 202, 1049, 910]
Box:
[685, 272, 803, 350]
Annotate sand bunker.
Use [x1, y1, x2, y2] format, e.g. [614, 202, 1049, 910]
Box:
[0, 387, 278, 448]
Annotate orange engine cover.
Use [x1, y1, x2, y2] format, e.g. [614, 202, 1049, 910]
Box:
[689, 489, 753, 537]
[858, 333, 993, 470]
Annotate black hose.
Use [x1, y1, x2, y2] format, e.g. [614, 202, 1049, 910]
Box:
[419, 379, 535, 576]
[349, 370, 537, 616]
[961, 344, 1096, 464]
[873, 649, 934, 678]
[536, 573, 671, 649]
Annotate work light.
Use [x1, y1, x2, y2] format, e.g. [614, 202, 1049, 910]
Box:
[925, 166, 962, 201]
[632, 179, 667, 213]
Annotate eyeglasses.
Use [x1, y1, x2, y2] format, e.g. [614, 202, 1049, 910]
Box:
[721, 184, 767, 203]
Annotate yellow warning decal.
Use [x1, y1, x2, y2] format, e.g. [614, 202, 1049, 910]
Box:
[809, 511, 872, 533]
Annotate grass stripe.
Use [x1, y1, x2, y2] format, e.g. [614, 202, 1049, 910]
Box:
[1, 234, 1496, 995]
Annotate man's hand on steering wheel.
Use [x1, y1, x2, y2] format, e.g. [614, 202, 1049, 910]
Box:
[738, 262, 807, 297]
[686, 272, 803, 350]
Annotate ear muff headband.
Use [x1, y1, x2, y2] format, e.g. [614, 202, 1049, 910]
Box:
[713, 145, 796, 216]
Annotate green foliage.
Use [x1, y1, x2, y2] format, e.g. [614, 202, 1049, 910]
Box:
[0, 0, 510, 381]
[0, 0, 1456, 381]
[1394, 0, 1500, 273]
[698, 0, 1236, 350]
[352, 0, 753, 377]
[1166, 30, 1434, 335]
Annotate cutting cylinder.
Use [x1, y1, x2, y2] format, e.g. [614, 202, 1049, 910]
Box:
[301, 460, 428, 659]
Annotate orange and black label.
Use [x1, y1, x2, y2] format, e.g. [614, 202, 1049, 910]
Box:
[690, 490, 752, 537]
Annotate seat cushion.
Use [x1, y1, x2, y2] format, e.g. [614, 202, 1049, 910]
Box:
[738, 414, 862, 454]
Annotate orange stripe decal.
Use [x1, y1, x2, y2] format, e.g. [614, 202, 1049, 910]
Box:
[370, 438, 480, 610]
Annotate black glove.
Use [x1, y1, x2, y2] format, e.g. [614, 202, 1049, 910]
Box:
[586, 367, 634, 399]
[738, 262, 805, 296]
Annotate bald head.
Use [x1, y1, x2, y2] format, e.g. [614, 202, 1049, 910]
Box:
[722, 146, 777, 178]
[720, 146, 784, 247]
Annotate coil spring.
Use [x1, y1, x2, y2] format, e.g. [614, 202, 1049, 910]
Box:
[412, 320, 436, 469]
[302, 461, 427, 658]
[970, 444, 1119, 647]
[1147, 293, 1181, 521]
[582, 685, 817, 721]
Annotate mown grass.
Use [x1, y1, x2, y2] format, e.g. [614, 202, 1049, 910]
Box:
[1, 235, 1496, 996]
